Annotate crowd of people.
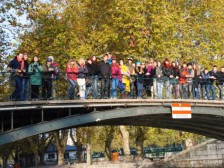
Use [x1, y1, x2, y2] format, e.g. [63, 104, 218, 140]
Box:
[7, 52, 224, 101]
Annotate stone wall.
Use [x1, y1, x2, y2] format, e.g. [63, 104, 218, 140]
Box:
[162, 139, 224, 168]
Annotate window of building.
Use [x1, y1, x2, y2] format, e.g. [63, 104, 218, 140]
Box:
[48, 153, 55, 159]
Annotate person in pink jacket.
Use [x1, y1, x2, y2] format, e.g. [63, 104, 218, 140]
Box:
[111, 55, 121, 99]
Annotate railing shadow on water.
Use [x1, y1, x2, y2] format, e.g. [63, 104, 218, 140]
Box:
[0, 71, 223, 102]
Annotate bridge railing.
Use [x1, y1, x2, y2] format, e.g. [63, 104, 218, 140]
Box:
[0, 71, 223, 101]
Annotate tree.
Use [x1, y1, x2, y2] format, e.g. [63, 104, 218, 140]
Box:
[119, 126, 131, 161]
[53, 129, 68, 165]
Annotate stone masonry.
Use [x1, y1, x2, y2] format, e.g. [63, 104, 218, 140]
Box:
[162, 139, 224, 168]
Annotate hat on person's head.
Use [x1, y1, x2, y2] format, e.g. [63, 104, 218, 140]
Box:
[135, 61, 140, 66]
[48, 56, 54, 61]
[187, 62, 192, 66]
[46, 57, 52, 62]
[128, 57, 133, 61]
[111, 55, 117, 60]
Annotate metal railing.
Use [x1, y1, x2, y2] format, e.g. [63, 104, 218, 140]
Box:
[0, 72, 223, 102]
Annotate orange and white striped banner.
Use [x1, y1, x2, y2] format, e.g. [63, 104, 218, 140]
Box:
[171, 103, 192, 119]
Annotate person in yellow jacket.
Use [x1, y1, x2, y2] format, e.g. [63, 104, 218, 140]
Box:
[119, 60, 130, 98]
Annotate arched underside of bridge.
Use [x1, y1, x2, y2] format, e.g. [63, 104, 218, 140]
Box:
[0, 105, 224, 145]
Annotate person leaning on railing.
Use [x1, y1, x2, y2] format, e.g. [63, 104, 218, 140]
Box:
[28, 56, 42, 100]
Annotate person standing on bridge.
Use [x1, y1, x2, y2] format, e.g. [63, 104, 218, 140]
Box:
[179, 62, 188, 99]
[77, 58, 88, 100]
[155, 61, 163, 99]
[98, 54, 111, 99]
[28, 56, 42, 100]
[217, 66, 224, 100]
[162, 58, 174, 99]
[201, 68, 211, 100]
[186, 63, 195, 99]
[42, 57, 55, 100]
[8, 53, 24, 101]
[135, 61, 144, 99]
[209, 65, 218, 100]
[91, 55, 100, 99]
[110, 55, 121, 99]
[126, 58, 136, 98]
[66, 59, 79, 100]
[21, 52, 30, 101]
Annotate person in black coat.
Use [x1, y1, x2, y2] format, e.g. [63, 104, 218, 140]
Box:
[8, 53, 24, 101]
[98, 54, 111, 99]
[217, 66, 224, 100]
[85, 58, 94, 99]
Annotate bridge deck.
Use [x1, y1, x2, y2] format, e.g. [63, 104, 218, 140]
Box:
[0, 99, 223, 111]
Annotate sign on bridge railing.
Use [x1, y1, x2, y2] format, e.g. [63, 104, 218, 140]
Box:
[171, 103, 192, 119]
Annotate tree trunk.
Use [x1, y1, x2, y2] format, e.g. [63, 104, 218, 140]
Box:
[39, 152, 45, 166]
[135, 127, 145, 160]
[2, 156, 8, 168]
[57, 148, 65, 166]
[70, 129, 84, 163]
[86, 143, 92, 165]
[104, 126, 115, 161]
[34, 150, 40, 167]
[119, 126, 131, 161]
[54, 129, 69, 166]
[184, 139, 194, 149]
[76, 143, 83, 163]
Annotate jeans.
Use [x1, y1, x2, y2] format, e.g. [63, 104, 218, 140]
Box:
[209, 84, 216, 100]
[180, 83, 188, 99]
[111, 78, 119, 98]
[193, 87, 200, 99]
[137, 81, 143, 98]
[22, 78, 30, 100]
[101, 78, 110, 98]
[173, 84, 180, 99]
[157, 81, 163, 99]
[11, 76, 23, 101]
[164, 79, 172, 99]
[152, 78, 157, 98]
[77, 78, 86, 99]
[218, 85, 224, 99]
[128, 81, 135, 98]
[187, 82, 193, 98]
[92, 75, 98, 99]
[68, 79, 76, 100]
[205, 84, 211, 100]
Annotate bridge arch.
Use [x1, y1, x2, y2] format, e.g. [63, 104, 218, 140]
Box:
[0, 100, 224, 145]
